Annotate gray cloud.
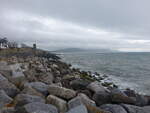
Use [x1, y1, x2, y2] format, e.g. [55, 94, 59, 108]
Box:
[0, 0, 150, 51]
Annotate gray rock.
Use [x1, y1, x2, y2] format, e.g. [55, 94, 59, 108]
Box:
[0, 74, 7, 81]
[46, 95, 67, 112]
[121, 104, 146, 113]
[68, 93, 95, 109]
[110, 89, 136, 104]
[10, 71, 27, 87]
[143, 106, 150, 113]
[100, 104, 127, 113]
[24, 82, 49, 96]
[0, 78, 19, 97]
[15, 102, 58, 113]
[66, 105, 88, 113]
[135, 95, 148, 106]
[87, 81, 110, 93]
[70, 79, 91, 90]
[14, 94, 45, 107]
[86, 104, 111, 113]
[21, 86, 44, 97]
[0, 107, 15, 113]
[93, 91, 111, 106]
[48, 84, 76, 100]
[0, 90, 13, 109]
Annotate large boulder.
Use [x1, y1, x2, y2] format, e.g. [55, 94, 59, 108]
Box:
[143, 106, 150, 113]
[66, 105, 88, 113]
[121, 104, 146, 113]
[86, 104, 111, 113]
[110, 89, 136, 104]
[135, 95, 149, 106]
[48, 84, 76, 100]
[93, 91, 111, 106]
[87, 81, 110, 93]
[21, 86, 44, 98]
[15, 102, 58, 113]
[14, 94, 45, 107]
[70, 79, 91, 90]
[68, 93, 95, 109]
[46, 95, 67, 112]
[10, 71, 27, 88]
[0, 74, 19, 97]
[0, 90, 13, 109]
[100, 104, 127, 113]
[0, 107, 15, 113]
[24, 82, 49, 96]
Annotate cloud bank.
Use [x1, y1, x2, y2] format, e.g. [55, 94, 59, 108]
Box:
[0, 0, 150, 51]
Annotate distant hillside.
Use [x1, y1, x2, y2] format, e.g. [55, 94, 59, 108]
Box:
[53, 48, 118, 53]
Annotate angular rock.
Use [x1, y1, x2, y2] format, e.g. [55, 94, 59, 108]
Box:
[87, 81, 110, 93]
[0, 73, 7, 81]
[0, 77, 19, 97]
[24, 82, 49, 96]
[21, 86, 44, 97]
[14, 94, 45, 107]
[46, 95, 67, 112]
[15, 102, 58, 113]
[93, 91, 111, 106]
[100, 104, 127, 113]
[143, 106, 150, 113]
[86, 104, 111, 113]
[0, 107, 15, 113]
[10, 70, 27, 87]
[135, 95, 148, 106]
[68, 93, 95, 109]
[0, 90, 13, 109]
[48, 84, 76, 100]
[121, 104, 146, 113]
[66, 105, 88, 113]
[34, 72, 54, 85]
[70, 79, 91, 90]
[110, 89, 136, 104]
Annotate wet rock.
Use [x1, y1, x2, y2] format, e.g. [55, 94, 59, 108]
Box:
[15, 102, 58, 113]
[87, 81, 110, 93]
[100, 104, 127, 113]
[93, 91, 111, 106]
[68, 93, 96, 109]
[46, 95, 67, 112]
[66, 105, 88, 113]
[14, 94, 45, 107]
[110, 89, 136, 104]
[70, 79, 91, 90]
[121, 104, 145, 113]
[0, 90, 13, 109]
[24, 82, 49, 96]
[0, 76, 19, 97]
[48, 84, 76, 100]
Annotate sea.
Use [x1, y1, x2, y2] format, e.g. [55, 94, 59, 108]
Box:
[59, 52, 150, 95]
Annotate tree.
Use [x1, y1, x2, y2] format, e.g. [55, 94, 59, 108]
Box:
[0, 37, 8, 48]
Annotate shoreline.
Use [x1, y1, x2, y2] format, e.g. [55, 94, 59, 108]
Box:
[0, 48, 150, 113]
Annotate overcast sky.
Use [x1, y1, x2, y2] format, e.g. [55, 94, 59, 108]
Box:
[0, 0, 150, 51]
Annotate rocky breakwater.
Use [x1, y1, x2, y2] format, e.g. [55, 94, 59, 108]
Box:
[0, 55, 150, 113]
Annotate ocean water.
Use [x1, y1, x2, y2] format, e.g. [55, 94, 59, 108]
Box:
[60, 52, 150, 95]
